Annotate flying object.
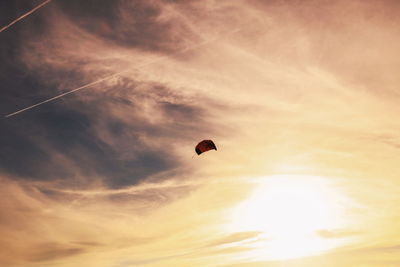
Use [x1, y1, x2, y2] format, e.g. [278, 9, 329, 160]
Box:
[195, 140, 217, 155]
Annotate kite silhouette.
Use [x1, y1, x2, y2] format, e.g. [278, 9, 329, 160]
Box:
[195, 140, 217, 155]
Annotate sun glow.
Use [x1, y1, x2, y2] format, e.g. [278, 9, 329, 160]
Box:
[228, 175, 350, 260]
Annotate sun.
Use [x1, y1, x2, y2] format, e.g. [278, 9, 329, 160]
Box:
[228, 175, 349, 260]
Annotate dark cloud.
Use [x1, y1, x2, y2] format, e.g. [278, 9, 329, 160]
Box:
[28, 243, 86, 262]
[0, 0, 215, 190]
[54, 0, 198, 53]
[1, 42, 216, 189]
[0, 91, 205, 189]
[0, 0, 50, 34]
[0, 0, 221, 189]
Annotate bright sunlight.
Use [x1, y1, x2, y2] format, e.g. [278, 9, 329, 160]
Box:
[228, 175, 351, 261]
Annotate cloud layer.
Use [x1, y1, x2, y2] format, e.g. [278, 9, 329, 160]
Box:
[1, 0, 400, 266]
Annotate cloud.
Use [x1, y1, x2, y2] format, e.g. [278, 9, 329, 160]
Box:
[28, 244, 85, 263]
[0, 0, 53, 34]
[207, 231, 263, 247]
[2, 0, 400, 266]
[0, 175, 200, 266]
[55, 0, 202, 53]
[1, 0, 234, 190]
[316, 229, 360, 239]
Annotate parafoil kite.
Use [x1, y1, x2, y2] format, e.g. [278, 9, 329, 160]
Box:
[195, 140, 217, 155]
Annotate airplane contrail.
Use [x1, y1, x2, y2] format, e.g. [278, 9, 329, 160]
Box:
[5, 28, 241, 118]
[0, 0, 53, 34]
[5, 72, 124, 118]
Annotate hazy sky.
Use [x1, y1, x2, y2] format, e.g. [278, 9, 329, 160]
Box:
[1, 0, 400, 266]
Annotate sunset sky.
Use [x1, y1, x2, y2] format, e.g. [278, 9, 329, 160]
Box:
[1, 0, 400, 266]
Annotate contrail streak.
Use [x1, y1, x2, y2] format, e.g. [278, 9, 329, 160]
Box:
[5, 72, 123, 118]
[5, 28, 241, 118]
[0, 0, 53, 33]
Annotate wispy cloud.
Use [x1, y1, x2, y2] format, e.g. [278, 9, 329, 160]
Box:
[0, 0, 53, 33]
[1, 0, 400, 266]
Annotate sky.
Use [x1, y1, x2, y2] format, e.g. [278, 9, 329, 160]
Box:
[1, 0, 400, 266]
